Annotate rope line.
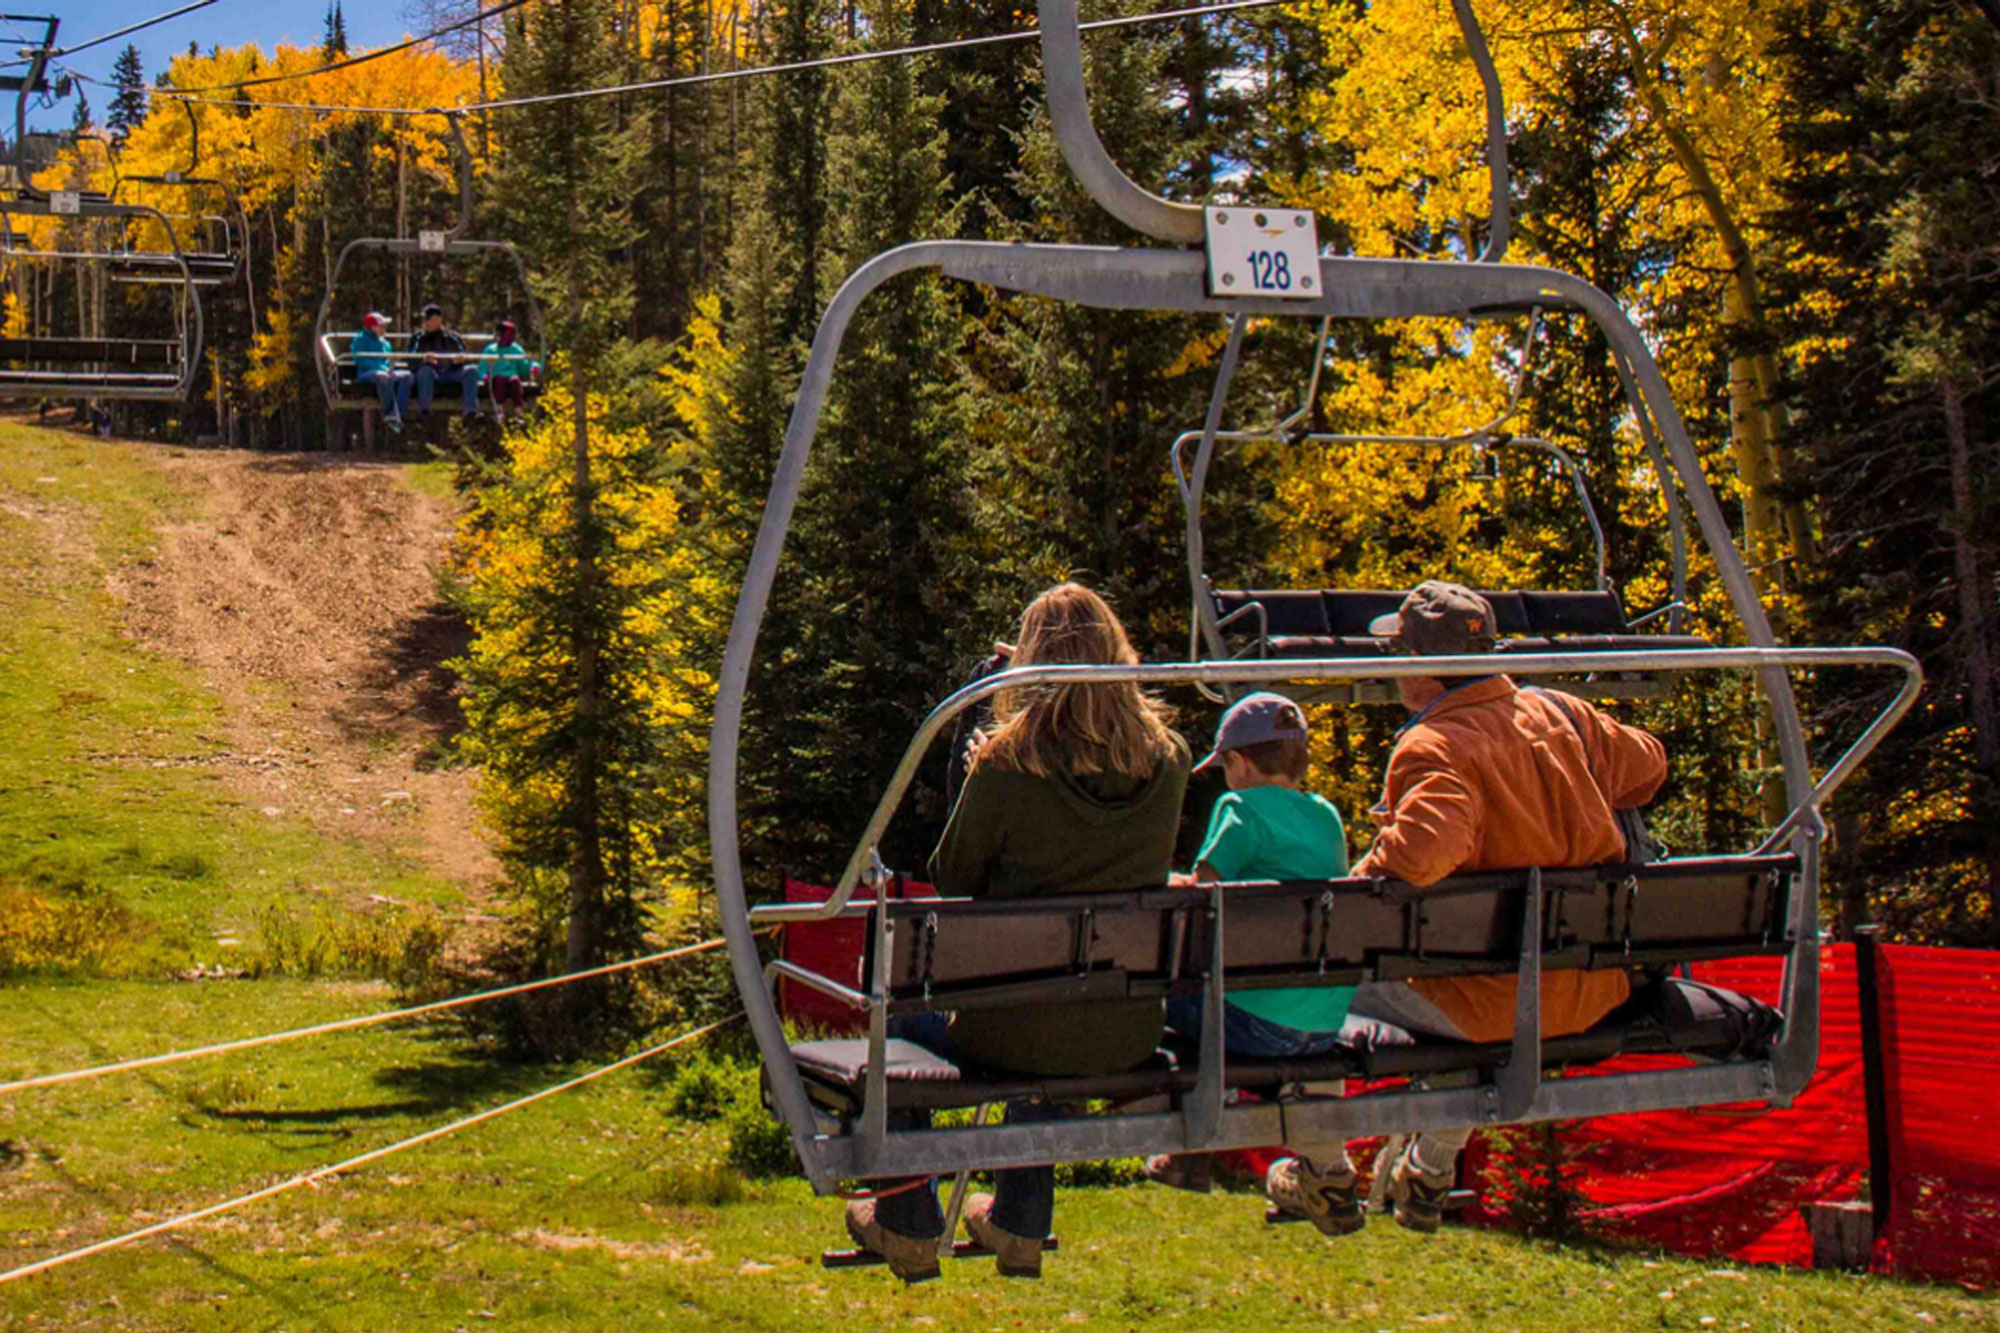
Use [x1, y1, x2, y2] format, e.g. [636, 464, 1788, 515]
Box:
[0, 1012, 742, 1287]
[162, 0, 1288, 117]
[0, 934, 740, 1097]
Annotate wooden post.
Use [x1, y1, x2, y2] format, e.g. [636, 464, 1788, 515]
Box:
[360, 407, 376, 452]
[1804, 1200, 1874, 1272]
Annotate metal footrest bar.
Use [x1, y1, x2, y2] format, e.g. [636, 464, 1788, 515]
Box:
[820, 1236, 1060, 1269]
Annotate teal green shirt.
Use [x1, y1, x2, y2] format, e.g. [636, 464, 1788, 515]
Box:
[1196, 785, 1353, 1034]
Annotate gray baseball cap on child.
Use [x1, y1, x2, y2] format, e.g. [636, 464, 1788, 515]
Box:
[1193, 691, 1309, 772]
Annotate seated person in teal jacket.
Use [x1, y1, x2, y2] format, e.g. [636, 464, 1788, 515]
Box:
[1150, 692, 1367, 1238]
[350, 311, 410, 432]
[479, 319, 540, 425]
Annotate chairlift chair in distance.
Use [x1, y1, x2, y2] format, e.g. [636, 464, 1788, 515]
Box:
[0, 30, 204, 403]
[707, 0, 1923, 1231]
[312, 111, 546, 415]
[104, 102, 246, 289]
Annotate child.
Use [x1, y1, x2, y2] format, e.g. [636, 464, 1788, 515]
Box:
[480, 319, 539, 426]
[1153, 692, 1369, 1238]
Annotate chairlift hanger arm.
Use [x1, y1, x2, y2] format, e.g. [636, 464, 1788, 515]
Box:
[1033, 0, 1510, 255]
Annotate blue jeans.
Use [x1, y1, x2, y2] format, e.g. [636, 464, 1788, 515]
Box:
[359, 368, 412, 419]
[1165, 995, 1350, 1058]
[870, 1012, 1058, 1242]
[415, 363, 479, 415]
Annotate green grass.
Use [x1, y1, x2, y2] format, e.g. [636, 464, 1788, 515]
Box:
[0, 423, 463, 972]
[0, 980, 1994, 1331]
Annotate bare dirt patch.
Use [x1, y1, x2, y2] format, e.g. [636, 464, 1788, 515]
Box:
[111, 449, 498, 893]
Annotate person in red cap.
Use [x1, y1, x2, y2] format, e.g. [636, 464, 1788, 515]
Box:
[1333, 579, 1667, 1234]
[350, 311, 410, 433]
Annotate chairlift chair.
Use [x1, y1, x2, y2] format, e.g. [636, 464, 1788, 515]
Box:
[106, 102, 245, 289]
[708, 0, 1923, 1225]
[0, 37, 205, 404]
[1175, 312, 1705, 705]
[312, 111, 546, 415]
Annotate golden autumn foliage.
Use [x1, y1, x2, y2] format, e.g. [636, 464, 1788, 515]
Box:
[453, 381, 718, 888]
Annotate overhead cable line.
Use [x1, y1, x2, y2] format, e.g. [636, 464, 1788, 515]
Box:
[0, 933, 750, 1096]
[164, 0, 1288, 117]
[56, 0, 226, 59]
[161, 0, 537, 97]
[0, 1013, 742, 1287]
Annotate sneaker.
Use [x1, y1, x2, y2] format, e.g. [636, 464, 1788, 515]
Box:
[961, 1193, 1043, 1279]
[1264, 1156, 1365, 1238]
[384, 414, 404, 435]
[1144, 1153, 1214, 1194]
[1386, 1141, 1453, 1234]
[843, 1199, 940, 1284]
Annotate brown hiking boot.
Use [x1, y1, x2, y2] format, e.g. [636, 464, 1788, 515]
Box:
[1264, 1156, 1365, 1238]
[1386, 1141, 1453, 1234]
[1144, 1153, 1215, 1194]
[844, 1199, 941, 1283]
[961, 1193, 1043, 1278]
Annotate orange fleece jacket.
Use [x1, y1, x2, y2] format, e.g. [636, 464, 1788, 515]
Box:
[1354, 675, 1667, 1043]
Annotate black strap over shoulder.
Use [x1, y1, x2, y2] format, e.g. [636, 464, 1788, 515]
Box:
[1527, 686, 1668, 864]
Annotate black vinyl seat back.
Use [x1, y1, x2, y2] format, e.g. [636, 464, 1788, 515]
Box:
[0, 336, 181, 367]
[858, 857, 1795, 1016]
[1213, 589, 1330, 637]
[869, 888, 1185, 1014]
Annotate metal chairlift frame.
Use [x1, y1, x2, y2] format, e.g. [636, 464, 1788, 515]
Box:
[707, 0, 1923, 1195]
[1167, 311, 1645, 702]
[311, 110, 546, 414]
[0, 39, 204, 403]
[103, 103, 248, 289]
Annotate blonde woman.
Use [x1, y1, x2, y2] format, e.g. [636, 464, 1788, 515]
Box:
[846, 582, 1191, 1282]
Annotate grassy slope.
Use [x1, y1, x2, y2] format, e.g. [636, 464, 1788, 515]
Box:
[0, 421, 1992, 1329]
[3, 981, 1996, 1332]
[0, 424, 462, 969]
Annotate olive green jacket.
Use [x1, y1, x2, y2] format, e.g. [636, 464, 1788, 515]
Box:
[929, 732, 1191, 1076]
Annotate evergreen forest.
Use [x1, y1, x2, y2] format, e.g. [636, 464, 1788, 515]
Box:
[14, 0, 2000, 973]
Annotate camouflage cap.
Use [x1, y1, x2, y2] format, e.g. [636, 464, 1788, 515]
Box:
[1368, 581, 1498, 655]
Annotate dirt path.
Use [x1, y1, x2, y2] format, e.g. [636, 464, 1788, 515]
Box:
[110, 449, 498, 893]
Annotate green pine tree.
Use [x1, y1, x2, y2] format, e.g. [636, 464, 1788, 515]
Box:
[106, 46, 146, 147]
[322, 3, 350, 59]
[1773, 0, 2000, 945]
[69, 88, 91, 136]
[483, 0, 654, 980]
[739, 0, 982, 881]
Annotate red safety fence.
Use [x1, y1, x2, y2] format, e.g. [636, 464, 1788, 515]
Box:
[779, 893, 2000, 1287]
[1480, 944, 2000, 1286]
[778, 876, 937, 1031]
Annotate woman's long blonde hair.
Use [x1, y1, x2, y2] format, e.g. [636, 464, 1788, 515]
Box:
[978, 582, 1178, 780]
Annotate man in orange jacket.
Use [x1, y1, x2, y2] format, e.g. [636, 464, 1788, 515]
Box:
[1308, 581, 1664, 1234]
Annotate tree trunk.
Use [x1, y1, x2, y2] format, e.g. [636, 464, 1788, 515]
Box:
[1941, 377, 2000, 944]
[563, 264, 607, 977]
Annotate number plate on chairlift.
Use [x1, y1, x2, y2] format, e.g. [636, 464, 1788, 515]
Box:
[1204, 206, 1318, 299]
[50, 191, 79, 216]
[418, 230, 447, 254]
